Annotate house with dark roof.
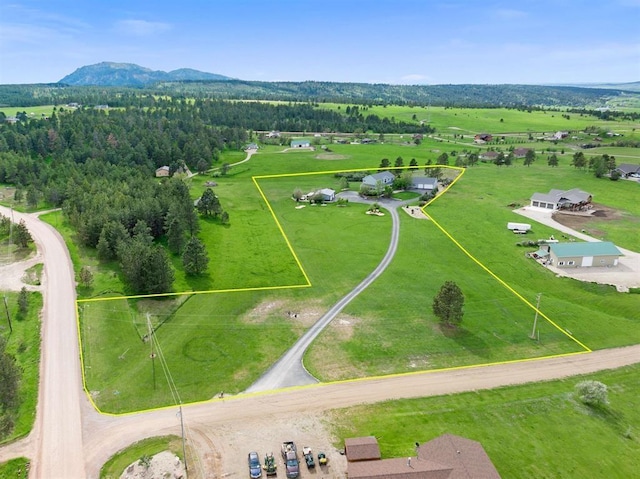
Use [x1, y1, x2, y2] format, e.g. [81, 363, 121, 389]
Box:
[529, 188, 592, 211]
[537, 241, 623, 268]
[345, 435, 500, 479]
[474, 133, 492, 143]
[615, 163, 640, 178]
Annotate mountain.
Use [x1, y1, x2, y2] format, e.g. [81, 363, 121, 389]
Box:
[59, 62, 232, 86]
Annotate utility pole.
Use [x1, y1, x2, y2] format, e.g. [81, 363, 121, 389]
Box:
[147, 313, 156, 390]
[3, 296, 12, 333]
[179, 405, 188, 476]
[530, 293, 542, 339]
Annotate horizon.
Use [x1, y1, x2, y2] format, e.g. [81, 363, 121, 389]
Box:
[1, 0, 639, 86]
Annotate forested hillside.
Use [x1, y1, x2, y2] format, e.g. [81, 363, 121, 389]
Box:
[1, 81, 636, 108]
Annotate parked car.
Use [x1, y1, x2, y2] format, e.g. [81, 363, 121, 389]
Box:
[248, 451, 262, 479]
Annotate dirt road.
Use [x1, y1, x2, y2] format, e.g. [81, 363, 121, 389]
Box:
[2, 201, 640, 478]
[0, 206, 89, 478]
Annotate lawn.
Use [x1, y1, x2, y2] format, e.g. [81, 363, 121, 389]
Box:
[329, 364, 640, 479]
[0, 457, 30, 478]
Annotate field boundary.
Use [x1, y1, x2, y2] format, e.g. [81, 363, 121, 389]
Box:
[74, 164, 593, 415]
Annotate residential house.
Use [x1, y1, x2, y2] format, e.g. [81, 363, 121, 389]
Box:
[362, 172, 396, 189]
[245, 143, 259, 150]
[474, 133, 493, 143]
[615, 163, 640, 178]
[411, 177, 438, 191]
[4, 116, 19, 124]
[537, 241, 623, 268]
[308, 188, 335, 202]
[529, 188, 592, 211]
[155, 166, 170, 177]
[479, 151, 500, 162]
[513, 147, 531, 159]
[553, 131, 569, 140]
[346, 435, 501, 479]
[291, 139, 310, 148]
[266, 130, 281, 138]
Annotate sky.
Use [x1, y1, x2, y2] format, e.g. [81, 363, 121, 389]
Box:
[1, 0, 639, 85]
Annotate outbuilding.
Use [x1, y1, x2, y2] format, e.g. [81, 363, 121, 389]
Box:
[539, 241, 623, 268]
[291, 139, 310, 148]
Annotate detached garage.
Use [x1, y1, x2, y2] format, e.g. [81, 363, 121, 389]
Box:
[546, 242, 623, 268]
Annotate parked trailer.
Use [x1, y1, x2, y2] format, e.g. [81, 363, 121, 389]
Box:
[507, 222, 531, 232]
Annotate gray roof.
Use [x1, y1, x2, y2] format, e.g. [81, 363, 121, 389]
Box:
[531, 188, 591, 205]
[616, 163, 640, 174]
[550, 241, 623, 258]
[363, 171, 396, 185]
[411, 177, 438, 188]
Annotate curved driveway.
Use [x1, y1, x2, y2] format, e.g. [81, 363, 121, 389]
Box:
[247, 196, 401, 391]
[2, 195, 640, 478]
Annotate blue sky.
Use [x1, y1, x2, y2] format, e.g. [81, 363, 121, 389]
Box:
[1, 0, 639, 85]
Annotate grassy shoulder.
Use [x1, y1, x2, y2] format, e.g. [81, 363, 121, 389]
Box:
[100, 435, 185, 479]
[329, 364, 640, 479]
[0, 290, 42, 443]
[0, 457, 30, 478]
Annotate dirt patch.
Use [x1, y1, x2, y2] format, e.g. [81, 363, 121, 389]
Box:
[315, 153, 350, 160]
[119, 451, 185, 479]
[241, 299, 326, 328]
[552, 203, 622, 238]
[187, 412, 347, 479]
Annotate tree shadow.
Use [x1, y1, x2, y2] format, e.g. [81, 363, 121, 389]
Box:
[185, 272, 214, 292]
[438, 324, 491, 359]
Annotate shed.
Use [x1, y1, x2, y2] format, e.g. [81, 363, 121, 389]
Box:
[543, 241, 623, 268]
[345, 437, 381, 462]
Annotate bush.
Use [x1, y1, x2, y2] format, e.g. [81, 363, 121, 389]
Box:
[575, 380, 609, 407]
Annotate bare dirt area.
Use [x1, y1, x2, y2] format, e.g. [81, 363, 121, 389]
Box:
[315, 153, 350, 160]
[402, 205, 429, 220]
[183, 410, 346, 479]
[551, 203, 623, 238]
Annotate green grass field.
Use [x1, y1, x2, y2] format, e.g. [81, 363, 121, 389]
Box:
[329, 364, 640, 479]
[0, 457, 30, 478]
[23, 111, 635, 413]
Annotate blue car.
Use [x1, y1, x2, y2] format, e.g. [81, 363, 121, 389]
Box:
[248, 451, 262, 479]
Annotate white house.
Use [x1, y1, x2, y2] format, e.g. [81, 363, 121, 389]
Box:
[530, 188, 592, 211]
[291, 139, 310, 148]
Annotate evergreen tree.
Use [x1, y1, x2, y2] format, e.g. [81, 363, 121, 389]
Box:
[182, 237, 209, 275]
[548, 154, 559, 167]
[524, 149, 536, 167]
[0, 335, 20, 434]
[165, 204, 186, 254]
[18, 286, 29, 316]
[13, 220, 32, 248]
[432, 281, 465, 327]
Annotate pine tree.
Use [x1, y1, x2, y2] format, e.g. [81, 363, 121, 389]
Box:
[182, 237, 209, 276]
[432, 281, 465, 327]
[13, 220, 33, 248]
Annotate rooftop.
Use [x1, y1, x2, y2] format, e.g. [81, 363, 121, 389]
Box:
[550, 241, 623, 258]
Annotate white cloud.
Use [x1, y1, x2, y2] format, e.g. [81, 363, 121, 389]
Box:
[114, 19, 172, 36]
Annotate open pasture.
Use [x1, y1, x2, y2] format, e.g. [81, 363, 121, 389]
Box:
[77, 133, 639, 412]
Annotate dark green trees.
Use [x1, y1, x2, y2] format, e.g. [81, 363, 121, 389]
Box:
[432, 281, 465, 328]
[182, 237, 209, 276]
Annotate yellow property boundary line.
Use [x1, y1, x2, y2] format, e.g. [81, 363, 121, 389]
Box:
[75, 164, 592, 415]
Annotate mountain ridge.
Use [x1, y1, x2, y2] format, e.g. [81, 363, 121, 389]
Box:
[59, 62, 233, 86]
